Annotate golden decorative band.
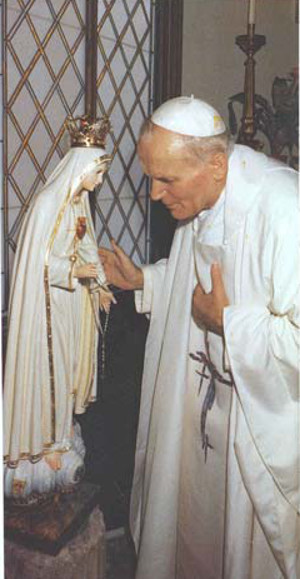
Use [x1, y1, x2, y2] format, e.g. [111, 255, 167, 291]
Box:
[4, 443, 72, 469]
[43, 263, 56, 443]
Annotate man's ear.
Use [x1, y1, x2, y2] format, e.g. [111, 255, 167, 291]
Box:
[209, 152, 228, 184]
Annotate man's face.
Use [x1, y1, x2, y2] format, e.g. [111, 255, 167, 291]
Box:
[138, 125, 227, 221]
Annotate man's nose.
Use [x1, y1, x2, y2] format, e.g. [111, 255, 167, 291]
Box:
[150, 181, 167, 202]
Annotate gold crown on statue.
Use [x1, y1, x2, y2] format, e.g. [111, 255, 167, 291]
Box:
[65, 115, 111, 148]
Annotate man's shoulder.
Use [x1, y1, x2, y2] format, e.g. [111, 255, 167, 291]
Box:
[253, 171, 298, 239]
[259, 163, 298, 217]
[231, 145, 298, 217]
[232, 144, 297, 181]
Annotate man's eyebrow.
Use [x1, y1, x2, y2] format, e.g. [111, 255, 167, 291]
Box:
[155, 175, 175, 182]
[147, 174, 175, 181]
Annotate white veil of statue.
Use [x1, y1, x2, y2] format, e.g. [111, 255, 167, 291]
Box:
[4, 119, 113, 503]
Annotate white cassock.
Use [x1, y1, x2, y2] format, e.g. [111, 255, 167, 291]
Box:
[130, 145, 299, 579]
[4, 147, 109, 498]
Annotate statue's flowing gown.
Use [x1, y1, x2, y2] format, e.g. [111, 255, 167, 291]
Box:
[4, 147, 108, 498]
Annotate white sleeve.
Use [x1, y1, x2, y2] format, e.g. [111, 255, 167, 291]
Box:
[48, 254, 79, 291]
[224, 205, 299, 398]
[135, 260, 167, 314]
[77, 230, 107, 287]
[223, 200, 300, 509]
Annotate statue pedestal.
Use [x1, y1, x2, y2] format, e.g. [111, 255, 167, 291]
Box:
[4, 482, 106, 579]
[5, 505, 106, 579]
[5, 482, 101, 554]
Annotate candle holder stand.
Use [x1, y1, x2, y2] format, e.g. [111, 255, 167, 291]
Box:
[235, 23, 266, 150]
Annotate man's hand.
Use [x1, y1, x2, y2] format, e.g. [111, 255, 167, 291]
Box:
[98, 239, 144, 290]
[192, 263, 229, 336]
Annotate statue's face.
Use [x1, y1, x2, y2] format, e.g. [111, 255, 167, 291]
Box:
[81, 167, 105, 191]
[138, 126, 227, 221]
[80, 156, 110, 192]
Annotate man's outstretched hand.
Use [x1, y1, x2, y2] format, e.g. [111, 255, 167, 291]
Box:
[192, 263, 229, 336]
[99, 239, 144, 290]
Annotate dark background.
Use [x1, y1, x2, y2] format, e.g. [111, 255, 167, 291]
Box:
[78, 290, 149, 530]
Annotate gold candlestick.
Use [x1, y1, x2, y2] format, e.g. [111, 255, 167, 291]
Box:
[236, 24, 266, 149]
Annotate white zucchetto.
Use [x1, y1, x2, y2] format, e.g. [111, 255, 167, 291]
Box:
[151, 95, 226, 137]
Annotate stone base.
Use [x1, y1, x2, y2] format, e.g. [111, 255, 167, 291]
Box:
[4, 482, 100, 554]
[5, 507, 106, 579]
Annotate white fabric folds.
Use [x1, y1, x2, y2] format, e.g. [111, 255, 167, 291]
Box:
[130, 145, 299, 579]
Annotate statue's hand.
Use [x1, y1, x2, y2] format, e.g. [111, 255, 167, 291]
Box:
[99, 240, 144, 290]
[98, 287, 116, 313]
[74, 262, 99, 279]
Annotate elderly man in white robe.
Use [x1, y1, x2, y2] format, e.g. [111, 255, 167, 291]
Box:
[99, 96, 299, 579]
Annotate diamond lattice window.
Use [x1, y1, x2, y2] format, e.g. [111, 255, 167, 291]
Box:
[2, 0, 154, 312]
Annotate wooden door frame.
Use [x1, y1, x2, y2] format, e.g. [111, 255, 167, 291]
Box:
[150, 0, 184, 262]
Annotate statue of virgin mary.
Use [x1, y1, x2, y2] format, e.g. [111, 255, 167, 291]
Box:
[4, 116, 114, 503]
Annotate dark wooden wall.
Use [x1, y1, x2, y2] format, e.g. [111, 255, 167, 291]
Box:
[150, 0, 184, 262]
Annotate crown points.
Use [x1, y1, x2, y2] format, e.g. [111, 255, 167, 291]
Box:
[65, 115, 111, 148]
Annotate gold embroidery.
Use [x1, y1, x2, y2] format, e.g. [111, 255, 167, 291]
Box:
[43, 264, 55, 442]
[12, 479, 27, 496]
[213, 114, 223, 130]
[4, 443, 73, 469]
